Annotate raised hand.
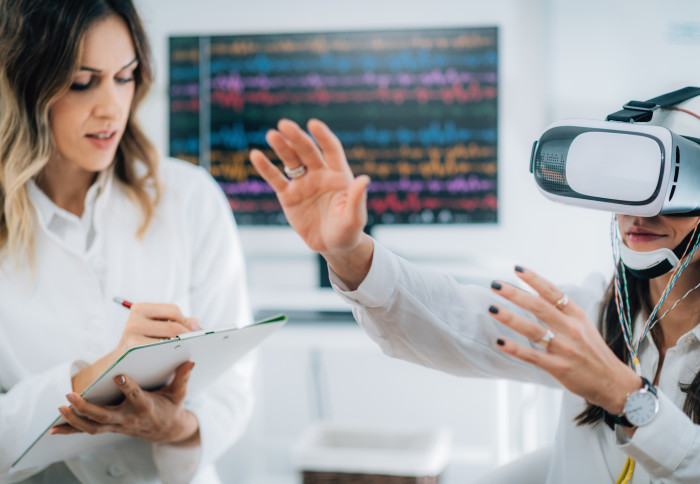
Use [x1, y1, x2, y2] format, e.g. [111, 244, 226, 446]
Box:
[250, 119, 374, 288]
[488, 266, 641, 415]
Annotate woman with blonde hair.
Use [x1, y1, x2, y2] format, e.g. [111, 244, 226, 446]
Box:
[0, 1, 254, 482]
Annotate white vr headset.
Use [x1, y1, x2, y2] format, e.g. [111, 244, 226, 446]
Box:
[530, 86, 700, 217]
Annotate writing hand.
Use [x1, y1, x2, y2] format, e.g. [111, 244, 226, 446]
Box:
[72, 303, 200, 393]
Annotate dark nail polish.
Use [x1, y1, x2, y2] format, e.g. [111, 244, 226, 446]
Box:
[488, 305, 499, 314]
[515, 265, 525, 273]
[115, 375, 126, 385]
[496, 338, 505, 346]
[491, 281, 502, 290]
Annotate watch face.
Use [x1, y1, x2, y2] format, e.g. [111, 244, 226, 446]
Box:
[624, 389, 659, 427]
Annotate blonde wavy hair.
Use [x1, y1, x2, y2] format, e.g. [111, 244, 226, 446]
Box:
[0, 0, 161, 266]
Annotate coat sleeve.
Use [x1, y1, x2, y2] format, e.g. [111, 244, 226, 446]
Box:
[0, 357, 88, 483]
[617, 391, 700, 482]
[331, 240, 604, 386]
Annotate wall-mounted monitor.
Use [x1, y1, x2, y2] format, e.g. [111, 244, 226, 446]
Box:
[169, 27, 499, 230]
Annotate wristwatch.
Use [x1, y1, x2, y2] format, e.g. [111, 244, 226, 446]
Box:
[604, 377, 659, 429]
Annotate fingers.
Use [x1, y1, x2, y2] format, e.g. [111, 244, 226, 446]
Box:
[115, 374, 148, 411]
[487, 304, 551, 344]
[131, 303, 187, 325]
[512, 266, 579, 316]
[490, 269, 582, 328]
[50, 423, 83, 435]
[494, 336, 556, 370]
[54, 405, 118, 435]
[307, 119, 351, 174]
[249, 148, 289, 192]
[185, 317, 201, 331]
[60, 392, 120, 426]
[265, 129, 304, 171]
[133, 319, 192, 340]
[125, 303, 194, 341]
[161, 361, 195, 405]
[347, 175, 371, 228]
[277, 119, 326, 170]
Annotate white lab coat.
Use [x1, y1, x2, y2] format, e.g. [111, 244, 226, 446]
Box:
[0, 158, 255, 484]
[331, 241, 700, 483]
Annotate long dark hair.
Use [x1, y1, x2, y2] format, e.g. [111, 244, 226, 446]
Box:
[0, 0, 160, 263]
[576, 264, 700, 425]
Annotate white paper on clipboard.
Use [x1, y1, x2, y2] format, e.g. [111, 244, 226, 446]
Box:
[12, 315, 286, 471]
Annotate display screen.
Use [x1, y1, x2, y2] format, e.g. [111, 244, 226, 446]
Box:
[169, 27, 499, 226]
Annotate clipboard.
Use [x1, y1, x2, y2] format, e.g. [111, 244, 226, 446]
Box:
[11, 314, 286, 471]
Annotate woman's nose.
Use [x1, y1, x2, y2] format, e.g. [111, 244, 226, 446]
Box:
[93, 82, 124, 119]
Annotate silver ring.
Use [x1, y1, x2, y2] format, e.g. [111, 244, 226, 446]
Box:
[284, 164, 307, 179]
[555, 293, 569, 310]
[534, 329, 555, 349]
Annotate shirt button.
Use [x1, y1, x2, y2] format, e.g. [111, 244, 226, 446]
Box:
[107, 463, 125, 477]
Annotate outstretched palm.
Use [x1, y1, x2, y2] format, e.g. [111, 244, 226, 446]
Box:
[250, 119, 370, 256]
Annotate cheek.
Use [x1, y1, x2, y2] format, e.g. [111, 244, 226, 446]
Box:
[671, 219, 700, 246]
[119, 86, 136, 117]
[49, 107, 73, 149]
[50, 99, 84, 138]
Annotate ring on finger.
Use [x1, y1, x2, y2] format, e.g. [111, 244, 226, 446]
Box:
[533, 328, 555, 349]
[555, 293, 569, 310]
[284, 164, 308, 179]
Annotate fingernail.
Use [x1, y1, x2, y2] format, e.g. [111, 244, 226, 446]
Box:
[488, 305, 499, 314]
[491, 281, 502, 290]
[66, 393, 77, 404]
[515, 265, 525, 273]
[115, 375, 126, 385]
[496, 338, 505, 346]
[58, 407, 69, 417]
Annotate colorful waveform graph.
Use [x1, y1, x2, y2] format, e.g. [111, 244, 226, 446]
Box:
[170, 26, 499, 226]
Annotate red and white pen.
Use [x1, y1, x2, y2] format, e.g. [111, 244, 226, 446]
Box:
[113, 297, 133, 309]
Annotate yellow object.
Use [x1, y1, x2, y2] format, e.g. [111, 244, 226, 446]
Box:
[615, 457, 635, 484]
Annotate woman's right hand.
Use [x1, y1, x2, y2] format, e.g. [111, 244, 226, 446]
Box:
[72, 303, 200, 393]
[112, 303, 199, 357]
[250, 119, 374, 288]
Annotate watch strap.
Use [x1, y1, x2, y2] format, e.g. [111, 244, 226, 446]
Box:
[604, 410, 633, 430]
[603, 377, 656, 430]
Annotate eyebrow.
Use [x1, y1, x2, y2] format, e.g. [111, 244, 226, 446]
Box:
[79, 57, 138, 73]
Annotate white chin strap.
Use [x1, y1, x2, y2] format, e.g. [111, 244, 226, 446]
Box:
[619, 242, 679, 278]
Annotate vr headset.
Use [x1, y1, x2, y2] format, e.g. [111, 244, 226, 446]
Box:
[530, 86, 700, 216]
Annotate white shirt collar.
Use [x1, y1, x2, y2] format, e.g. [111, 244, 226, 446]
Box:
[27, 167, 114, 253]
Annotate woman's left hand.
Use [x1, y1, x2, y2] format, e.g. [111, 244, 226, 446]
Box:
[50, 361, 200, 446]
[489, 266, 641, 415]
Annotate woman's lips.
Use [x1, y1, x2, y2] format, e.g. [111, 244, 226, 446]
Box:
[627, 229, 665, 244]
[85, 131, 117, 149]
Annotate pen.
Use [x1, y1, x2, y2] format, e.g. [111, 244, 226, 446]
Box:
[113, 297, 132, 309]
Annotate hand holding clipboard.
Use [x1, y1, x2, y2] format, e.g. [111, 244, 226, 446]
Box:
[12, 313, 286, 471]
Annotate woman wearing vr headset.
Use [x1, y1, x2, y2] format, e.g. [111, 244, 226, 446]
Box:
[250, 94, 700, 483]
[0, 1, 254, 482]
